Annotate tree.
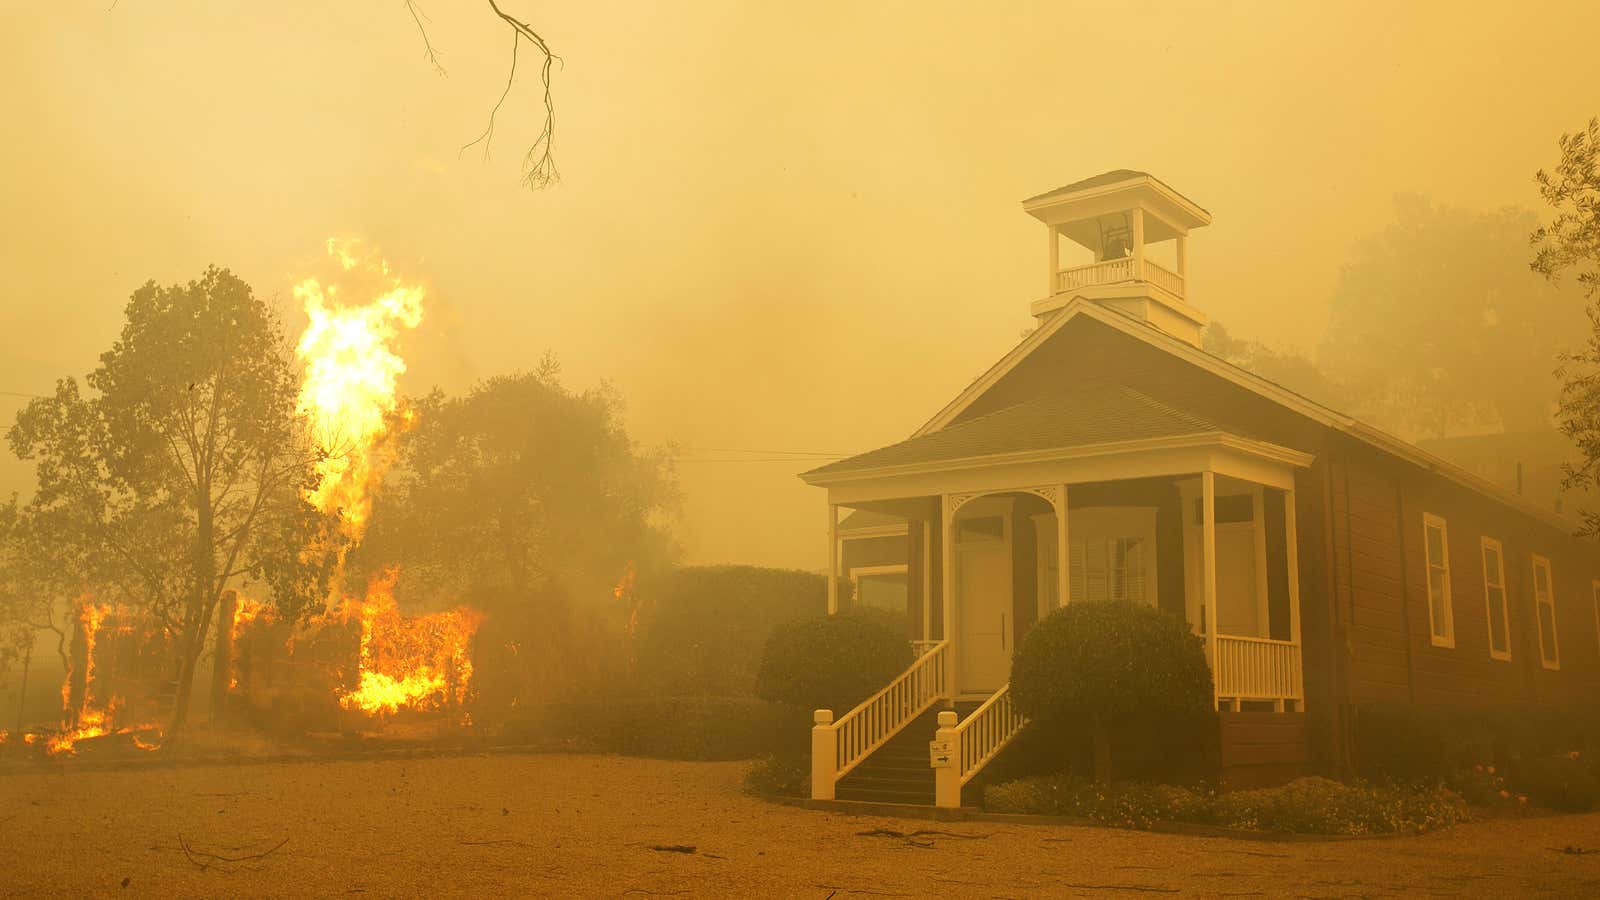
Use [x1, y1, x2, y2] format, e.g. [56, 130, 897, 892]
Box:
[1321, 196, 1586, 439]
[1533, 117, 1600, 535]
[348, 361, 677, 615]
[7, 267, 334, 735]
[1010, 602, 1213, 783]
[1203, 322, 1345, 409]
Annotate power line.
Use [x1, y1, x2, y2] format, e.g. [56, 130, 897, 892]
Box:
[680, 446, 851, 458]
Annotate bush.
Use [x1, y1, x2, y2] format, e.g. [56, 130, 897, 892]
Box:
[504, 696, 807, 761]
[755, 610, 912, 714]
[1511, 753, 1599, 812]
[1009, 601, 1213, 781]
[1211, 776, 1466, 835]
[634, 566, 827, 698]
[744, 753, 810, 798]
[984, 774, 1468, 835]
[1355, 701, 1600, 786]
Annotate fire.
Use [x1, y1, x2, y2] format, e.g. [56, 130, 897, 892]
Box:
[289, 240, 484, 720]
[228, 595, 276, 691]
[294, 238, 424, 540]
[41, 598, 163, 757]
[334, 571, 482, 716]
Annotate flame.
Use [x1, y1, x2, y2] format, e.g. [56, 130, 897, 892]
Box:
[616, 561, 642, 636]
[334, 571, 482, 716]
[227, 596, 276, 691]
[41, 599, 163, 757]
[294, 238, 424, 540]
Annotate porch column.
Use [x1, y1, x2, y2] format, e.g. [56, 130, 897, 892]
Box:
[922, 514, 933, 643]
[941, 493, 956, 698]
[1202, 470, 1219, 710]
[1056, 483, 1070, 608]
[1047, 225, 1059, 295]
[1284, 485, 1304, 708]
[1131, 208, 1146, 279]
[827, 503, 839, 615]
[1176, 234, 1188, 279]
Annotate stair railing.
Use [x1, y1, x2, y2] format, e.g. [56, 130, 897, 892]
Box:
[810, 640, 950, 800]
[933, 683, 1027, 808]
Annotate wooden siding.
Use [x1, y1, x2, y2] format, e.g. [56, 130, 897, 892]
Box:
[1220, 710, 1310, 787]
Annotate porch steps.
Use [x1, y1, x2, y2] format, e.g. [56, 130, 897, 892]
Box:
[835, 702, 979, 805]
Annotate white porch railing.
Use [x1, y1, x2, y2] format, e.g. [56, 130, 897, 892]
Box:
[1142, 259, 1185, 297]
[811, 640, 950, 800]
[933, 683, 1028, 808]
[1212, 634, 1303, 707]
[1057, 257, 1135, 292]
[1055, 257, 1185, 297]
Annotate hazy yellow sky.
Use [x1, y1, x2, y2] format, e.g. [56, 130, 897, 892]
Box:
[4, 2, 1599, 570]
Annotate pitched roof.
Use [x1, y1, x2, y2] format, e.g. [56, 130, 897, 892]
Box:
[805, 383, 1227, 479]
[1023, 170, 1212, 216]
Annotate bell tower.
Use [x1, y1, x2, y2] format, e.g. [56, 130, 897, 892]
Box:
[1024, 170, 1212, 347]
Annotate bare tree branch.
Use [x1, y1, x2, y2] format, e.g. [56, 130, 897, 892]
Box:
[405, 1, 446, 75]
[477, 0, 560, 190]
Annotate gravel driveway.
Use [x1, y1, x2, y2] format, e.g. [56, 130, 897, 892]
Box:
[3, 752, 1600, 897]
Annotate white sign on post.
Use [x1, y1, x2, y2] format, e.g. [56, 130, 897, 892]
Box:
[929, 738, 954, 768]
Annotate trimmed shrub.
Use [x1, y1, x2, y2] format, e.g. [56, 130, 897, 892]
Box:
[1009, 601, 1214, 781]
[1510, 753, 1599, 812]
[744, 753, 810, 798]
[1355, 701, 1600, 786]
[755, 610, 912, 714]
[983, 774, 1468, 835]
[634, 566, 828, 698]
[1211, 776, 1466, 835]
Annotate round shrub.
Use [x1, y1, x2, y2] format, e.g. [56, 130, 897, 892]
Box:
[1010, 601, 1213, 781]
[755, 610, 912, 714]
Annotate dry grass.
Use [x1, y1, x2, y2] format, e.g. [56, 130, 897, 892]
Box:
[4, 753, 1600, 897]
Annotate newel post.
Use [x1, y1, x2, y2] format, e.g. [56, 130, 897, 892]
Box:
[933, 710, 961, 808]
[811, 709, 837, 800]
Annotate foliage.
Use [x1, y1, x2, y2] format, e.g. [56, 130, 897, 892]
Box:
[5, 267, 332, 732]
[633, 566, 827, 698]
[1510, 752, 1599, 812]
[1445, 764, 1525, 811]
[1354, 701, 1599, 785]
[349, 363, 678, 617]
[754, 610, 912, 713]
[1321, 196, 1585, 438]
[984, 774, 1468, 835]
[1532, 118, 1600, 536]
[1211, 777, 1467, 835]
[1009, 601, 1213, 780]
[506, 695, 804, 761]
[1204, 322, 1346, 409]
[743, 753, 811, 798]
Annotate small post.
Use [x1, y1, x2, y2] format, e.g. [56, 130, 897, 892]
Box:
[940, 494, 957, 697]
[1056, 484, 1071, 609]
[1176, 233, 1188, 279]
[933, 710, 961, 809]
[811, 709, 837, 800]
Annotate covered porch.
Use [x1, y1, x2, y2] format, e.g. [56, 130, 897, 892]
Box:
[822, 433, 1312, 711]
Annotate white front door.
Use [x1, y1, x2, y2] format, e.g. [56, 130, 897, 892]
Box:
[954, 503, 1013, 695]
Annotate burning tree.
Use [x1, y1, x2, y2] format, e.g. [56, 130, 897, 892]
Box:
[7, 267, 336, 737]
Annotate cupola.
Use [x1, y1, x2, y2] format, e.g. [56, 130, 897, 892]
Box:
[1024, 170, 1211, 346]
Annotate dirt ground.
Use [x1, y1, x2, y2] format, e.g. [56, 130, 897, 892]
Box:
[4, 753, 1600, 898]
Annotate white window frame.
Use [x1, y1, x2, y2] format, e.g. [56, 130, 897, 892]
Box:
[848, 564, 909, 610]
[1532, 554, 1560, 670]
[1422, 513, 1454, 648]
[1480, 536, 1512, 662]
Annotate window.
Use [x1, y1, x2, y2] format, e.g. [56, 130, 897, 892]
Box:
[1422, 514, 1454, 647]
[1532, 554, 1560, 670]
[851, 565, 908, 614]
[1480, 537, 1511, 661]
[1070, 537, 1149, 605]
